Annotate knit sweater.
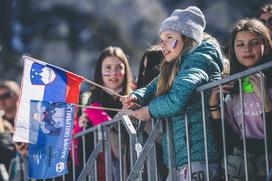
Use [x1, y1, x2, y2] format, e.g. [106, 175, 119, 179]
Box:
[132, 38, 224, 167]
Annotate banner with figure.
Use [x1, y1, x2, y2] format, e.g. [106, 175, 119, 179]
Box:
[13, 55, 83, 143]
[28, 100, 74, 179]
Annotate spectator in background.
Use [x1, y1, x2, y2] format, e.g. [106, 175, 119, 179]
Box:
[0, 110, 15, 180]
[0, 80, 29, 180]
[136, 45, 164, 139]
[76, 46, 133, 180]
[259, 4, 272, 36]
[0, 80, 20, 127]
[209, 18, 272, 180]
[136, 45, 163, 88]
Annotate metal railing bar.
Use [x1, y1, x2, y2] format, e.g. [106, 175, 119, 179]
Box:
[77, 142, 102, 181]
[219, 85, 228, 181]
[104, 126, 113, 181]
[126, 121, 161, 181]
[185, 113, 192, 181]
[118, 122, 123, 181]
[71, 138, 76, 181]
[197, 61, 272, 92]
[166, 120, 177, 181]
[74, 116, 123, 139]
[260, 72, 270, 174]
[239, 78, 249, 181]
[201, 91, 210, 181]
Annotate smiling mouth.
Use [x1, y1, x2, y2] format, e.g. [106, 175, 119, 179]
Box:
[108, 78, 119, 82]
[242, 55, 254, 59]
[163, 50, 170, 56]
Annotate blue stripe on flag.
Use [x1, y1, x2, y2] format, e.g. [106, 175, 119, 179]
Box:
[44, 65, 67, 102]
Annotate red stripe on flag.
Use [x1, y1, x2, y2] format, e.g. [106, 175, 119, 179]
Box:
[65, 72, 83, 104]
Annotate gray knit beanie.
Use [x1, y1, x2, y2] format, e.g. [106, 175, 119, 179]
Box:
[159, 6, 206, 44]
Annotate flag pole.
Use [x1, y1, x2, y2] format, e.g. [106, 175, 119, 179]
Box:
[84, 78, 141, 108]
[74, 104, 132, 113]
[84, 78, 122, 97]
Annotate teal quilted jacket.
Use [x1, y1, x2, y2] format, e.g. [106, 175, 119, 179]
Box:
[132, 38, 224, 167]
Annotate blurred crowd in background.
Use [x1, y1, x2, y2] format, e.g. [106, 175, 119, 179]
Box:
[0, 0, 270, 85]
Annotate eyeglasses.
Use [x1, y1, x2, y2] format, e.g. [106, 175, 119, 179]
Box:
[0, 92, 14, 100]
[260, 17, 272, 26]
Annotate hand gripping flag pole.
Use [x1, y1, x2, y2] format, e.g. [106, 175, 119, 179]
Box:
[84, 78, 141, 108]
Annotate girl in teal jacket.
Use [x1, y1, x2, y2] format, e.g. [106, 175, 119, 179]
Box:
[121, 6, 224, 180]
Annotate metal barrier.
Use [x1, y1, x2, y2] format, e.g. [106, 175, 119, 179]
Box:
[73, 115, 140, 181]
[196, 60, 272, 181]
[18, 60, 272, 180]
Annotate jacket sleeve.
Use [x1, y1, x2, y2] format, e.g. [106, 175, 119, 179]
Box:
[132, 77, 158, 106]
[148, 53, 214, 118]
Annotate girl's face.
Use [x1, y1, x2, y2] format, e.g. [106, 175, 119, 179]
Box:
[0, 88, 17, 113]
[160, 30, 184, 62]
[234, 31, 265, 68]
[101, 56, 125, 92]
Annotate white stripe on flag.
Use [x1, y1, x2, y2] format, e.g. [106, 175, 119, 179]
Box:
[13, 59, 45, 143]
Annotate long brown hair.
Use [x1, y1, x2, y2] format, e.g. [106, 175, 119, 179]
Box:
[93, 46, 132, 96]
[157, 36, 197, 96]
[137, 45, 163, 88]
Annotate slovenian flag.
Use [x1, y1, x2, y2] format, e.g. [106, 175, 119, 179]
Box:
[13, 55, 83, 179]
[13, 55, 83, 143]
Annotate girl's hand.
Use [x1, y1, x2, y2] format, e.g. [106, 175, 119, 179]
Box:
[78, 113, 88, 128]
[131, 106, 151, 121]
[120, 95, 138, 109]
[0, 118, 4, 133]
[249, 73, 272, 112]
[249, 73, 267, 98]
[15, 142, 28, 157]
[209, 82, 234, 106]
[0, 110, 13, 133]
